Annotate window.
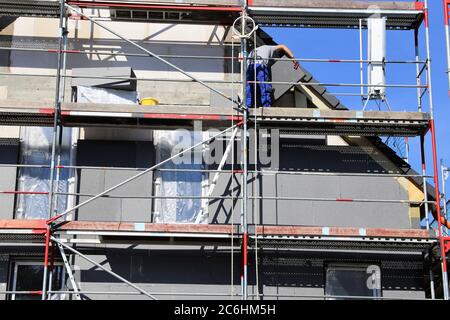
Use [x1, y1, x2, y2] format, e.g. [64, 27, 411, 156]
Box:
[10, 261, 64, 300]
[15, 127, 73, 219]
[154, 130, 207, 224]
[325, 264, 381, 299]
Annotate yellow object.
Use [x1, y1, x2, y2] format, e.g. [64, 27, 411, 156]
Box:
[140, 97, 159, 106]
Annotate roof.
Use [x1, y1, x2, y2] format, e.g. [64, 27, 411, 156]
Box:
[249, 0, 424, 30]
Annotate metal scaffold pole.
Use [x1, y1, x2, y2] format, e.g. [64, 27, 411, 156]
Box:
[52, 11, 70, 220]
[444, 0, 450, 92]
[442, 160, 449, 223]
[42, 0, 67, 301]
[423, 0, 449, 300]
[420, 134, 436, 299]
[415, 27, 423, 112]
[239, 9, 249, 301]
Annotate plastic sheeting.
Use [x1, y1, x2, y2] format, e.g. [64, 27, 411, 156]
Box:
[76, 86, 138, 104]
[15, 127, 72, 219]
[154, 130, 206, 224]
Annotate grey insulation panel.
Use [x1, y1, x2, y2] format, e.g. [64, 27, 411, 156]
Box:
[75, 140, 154, 222]
[0, 139, 19, 219]
[209, 139, 412, 229]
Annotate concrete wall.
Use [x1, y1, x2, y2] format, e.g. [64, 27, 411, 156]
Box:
[0, 17, 236, 105]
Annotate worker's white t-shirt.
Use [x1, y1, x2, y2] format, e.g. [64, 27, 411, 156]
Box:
[248, 45, 278, 66]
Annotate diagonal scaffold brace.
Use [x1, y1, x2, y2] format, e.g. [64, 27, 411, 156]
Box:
[57, 242, 82, 300]
[52, 237, 158, 300]
[195, 126, 240, 223]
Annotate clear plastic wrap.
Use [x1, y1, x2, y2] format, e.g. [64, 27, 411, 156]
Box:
[76, 86, 138, 104]
[154, 130, 205, 223]
[16, 127, 72, 219]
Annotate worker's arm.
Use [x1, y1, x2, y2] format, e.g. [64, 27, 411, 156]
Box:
[275, 44, 299, 70]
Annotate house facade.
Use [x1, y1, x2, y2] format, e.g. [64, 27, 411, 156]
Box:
[0, 0, 444, 300]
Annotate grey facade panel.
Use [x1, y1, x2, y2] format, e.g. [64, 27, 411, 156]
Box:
[209, 139, 412, 228]
[209, 174, 411, 228]
[76, 171, 153, 222]
[0, 139, 19, 219]
[76, 140, 154, 168]
[76, 140, 154, 222]
[275, 142, 385, 172]
[311, 202, 410, 228]
[0, 257, 8, 301]
[73, 136, 412, 228]
[208, 172, 241, 225]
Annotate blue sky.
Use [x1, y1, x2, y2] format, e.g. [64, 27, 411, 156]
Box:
[265, 1, 450, 195]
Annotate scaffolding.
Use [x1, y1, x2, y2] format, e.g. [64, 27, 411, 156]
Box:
[0, 0, 448, 300]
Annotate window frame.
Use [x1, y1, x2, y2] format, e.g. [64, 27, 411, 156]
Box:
[9, 260, 65, 300]
[324, 262, 382, 300]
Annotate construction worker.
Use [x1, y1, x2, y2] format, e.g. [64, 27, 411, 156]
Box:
[246, 44, 299, 108]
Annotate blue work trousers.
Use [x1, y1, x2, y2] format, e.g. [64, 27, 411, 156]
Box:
[246, 63, 272, 108]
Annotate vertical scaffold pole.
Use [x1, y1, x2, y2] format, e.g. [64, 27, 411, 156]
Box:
[420, 137, 431, 233]
[42, 0, 66, 300]
[53, 12, 69, 217]
[415, 28, 423, 111]
[240, 7, 249, 301]
[424, 0, 449, 300]
[430, 120, 449, 300]
[444, 0, 450, 93]
[359, 18, 364, 108]
[442, 160, 448, 224]
[420, 134, 436, 299]
[414, 26, 435, 297]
